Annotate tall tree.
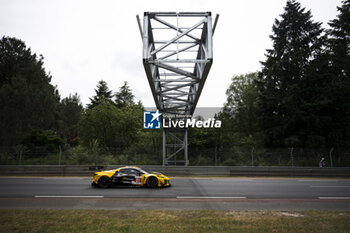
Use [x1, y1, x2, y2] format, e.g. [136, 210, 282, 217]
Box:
[88, 80, 113, 109]
[114, 81, 134, 108]
[328, 0, 350, 75]
[213, 72, 262, 154]
[0, 36, 60, 148]
[222, 73, 260, 137]
[326, 0, 350, 147]
[257, 0, 325, 147]
[57, 93, 83, 146]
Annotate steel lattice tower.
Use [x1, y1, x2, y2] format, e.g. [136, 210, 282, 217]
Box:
[137, 12, 218, 166]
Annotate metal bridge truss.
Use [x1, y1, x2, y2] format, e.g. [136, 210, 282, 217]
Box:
[162, 129, 188, 166]
[138, 12, 218, 166]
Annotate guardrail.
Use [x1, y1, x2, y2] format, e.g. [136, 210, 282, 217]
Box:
[0, 165, 350, 177]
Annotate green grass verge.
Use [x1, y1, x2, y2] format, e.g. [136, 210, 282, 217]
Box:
[0, 210, 349, 233]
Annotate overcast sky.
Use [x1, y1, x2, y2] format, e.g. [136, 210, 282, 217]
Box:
[0, 0, 343, 107]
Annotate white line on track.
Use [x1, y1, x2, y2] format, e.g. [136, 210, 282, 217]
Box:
[34, 195, 104, 198]
[318, 197, 350, 200]
[176, 196, 246, 199]
[311, 186, 350, 188]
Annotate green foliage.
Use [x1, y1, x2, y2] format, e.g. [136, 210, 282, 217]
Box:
[123, 129, 162, 164]
[115, 81, 135, 108]
[216, 73, 262, 150]
[222, 73, 260, 138]
[325, 0, 350, 147]
[0, 36, 60, 148]
[57, 93, 83, 146]
[87, 80, 113, 109]
[2, 1, 350, 166]
[257, 0, 327, 148]
[21, 130, 64, 157]
[79, 101, 142, 153]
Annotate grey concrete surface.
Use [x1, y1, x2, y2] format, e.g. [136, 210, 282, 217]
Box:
[0, 177, 349, 210]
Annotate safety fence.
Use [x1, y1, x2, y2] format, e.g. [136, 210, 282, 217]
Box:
[0, 165, 349, 177]
[1, 146, 350, 167]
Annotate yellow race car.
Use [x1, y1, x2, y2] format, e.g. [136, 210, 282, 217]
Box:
[92, 166, 171, 188]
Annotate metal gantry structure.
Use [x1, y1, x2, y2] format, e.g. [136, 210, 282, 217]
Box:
[138, 12, 218, 166]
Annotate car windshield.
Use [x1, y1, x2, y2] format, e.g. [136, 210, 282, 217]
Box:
[139, 169, 149, 174]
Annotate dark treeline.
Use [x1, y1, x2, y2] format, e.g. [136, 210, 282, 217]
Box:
[212, 0, 350, 166]
[0, 35, 160, 165]
[0, 0, 349, 166]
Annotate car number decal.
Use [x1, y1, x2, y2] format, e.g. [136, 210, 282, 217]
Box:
[132, 176, 142, 185]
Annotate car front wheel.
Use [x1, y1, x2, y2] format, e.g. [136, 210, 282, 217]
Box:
[147, 176, 158, 188]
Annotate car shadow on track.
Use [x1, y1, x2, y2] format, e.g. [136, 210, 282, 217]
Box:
[91, 183, 172, 189]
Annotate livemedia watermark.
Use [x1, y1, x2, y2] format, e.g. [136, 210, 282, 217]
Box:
[143, 108, 222, 129]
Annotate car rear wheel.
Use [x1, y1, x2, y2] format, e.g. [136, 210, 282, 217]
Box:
[147, 176, 158, 188]
[98, 176, 111, 188]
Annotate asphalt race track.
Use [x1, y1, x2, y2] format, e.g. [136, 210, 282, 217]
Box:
[0, 177, 350, 211]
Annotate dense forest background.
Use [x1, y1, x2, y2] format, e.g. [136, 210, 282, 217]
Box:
[1, 0, 349, 166]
